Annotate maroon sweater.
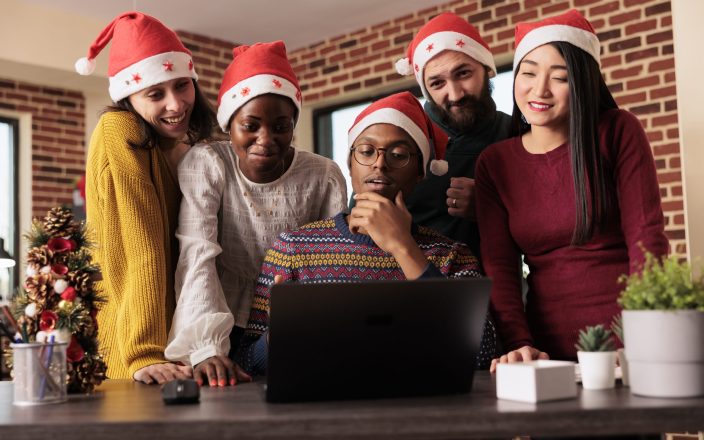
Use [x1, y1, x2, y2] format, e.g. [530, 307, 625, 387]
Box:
[475, 109, 668, 360]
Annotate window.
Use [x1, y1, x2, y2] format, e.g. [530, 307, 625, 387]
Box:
[313, 68, 515, 196]
[0, 116, 19, 303]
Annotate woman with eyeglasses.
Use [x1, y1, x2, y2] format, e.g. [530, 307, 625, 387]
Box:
[234, 91, 498, 375]
[164, 41, 347, 388]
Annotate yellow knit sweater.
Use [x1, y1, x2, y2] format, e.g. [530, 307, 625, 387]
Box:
[86, 111, 180, 379]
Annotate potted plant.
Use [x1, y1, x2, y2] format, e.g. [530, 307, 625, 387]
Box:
[618, 252, 704, 398]
[575, 324, 617, 390]
[610, 314, 629, 386]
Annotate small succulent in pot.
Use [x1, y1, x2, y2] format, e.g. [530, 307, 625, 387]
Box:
[575, 324, 616, 352]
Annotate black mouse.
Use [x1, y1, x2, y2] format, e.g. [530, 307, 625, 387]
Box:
[162, 379, 200, 405]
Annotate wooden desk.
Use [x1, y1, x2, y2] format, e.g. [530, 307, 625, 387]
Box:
[1, 372, 702, 439]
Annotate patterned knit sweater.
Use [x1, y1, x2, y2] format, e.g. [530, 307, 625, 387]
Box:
[236, 212, 498, 372]
[86, 111, 179, 379]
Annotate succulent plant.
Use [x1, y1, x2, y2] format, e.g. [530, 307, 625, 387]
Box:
[575, 324, 617, 352]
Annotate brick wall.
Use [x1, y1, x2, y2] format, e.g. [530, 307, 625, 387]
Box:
[282, 0, 685, 257]
[0, 78, 85, 219]
[0, 0, 685, 256]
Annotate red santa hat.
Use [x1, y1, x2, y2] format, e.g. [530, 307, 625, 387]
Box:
[395, 12, 496, 101]
[514, 9, 601, 70]
[74, 11, 198, 102]
[217, 41, 302, 132]
[348, 91, 449, 177]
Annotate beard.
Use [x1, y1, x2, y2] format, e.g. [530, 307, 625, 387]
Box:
[428, 78, 496, 134]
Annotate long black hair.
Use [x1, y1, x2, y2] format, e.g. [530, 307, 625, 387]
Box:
[511, 42, 618, 246]
[104, 79, 217, 149]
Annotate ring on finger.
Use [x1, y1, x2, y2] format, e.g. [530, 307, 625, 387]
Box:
[452, 198, 458, 208]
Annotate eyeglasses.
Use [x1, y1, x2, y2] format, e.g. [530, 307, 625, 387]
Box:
[350, 144, 417, 169]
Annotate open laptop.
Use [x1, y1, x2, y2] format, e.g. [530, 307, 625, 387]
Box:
[265, 277, 492, 403]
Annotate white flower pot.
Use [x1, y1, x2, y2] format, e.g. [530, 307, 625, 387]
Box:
[577, 351, 616, 390]
[623, 310, 704, 398]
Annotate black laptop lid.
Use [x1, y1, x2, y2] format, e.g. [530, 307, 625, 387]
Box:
[266, 277, 491, 403]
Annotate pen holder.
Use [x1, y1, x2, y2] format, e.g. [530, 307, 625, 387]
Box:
[11, 342, 67, 405]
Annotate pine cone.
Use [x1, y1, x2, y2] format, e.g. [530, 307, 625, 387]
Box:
[27, 246, 53, 267]
[24, 273, 52, 302]
[68, 355, 107, 394]
[44, 207, 76, 237]
[68, 271, 93, 294]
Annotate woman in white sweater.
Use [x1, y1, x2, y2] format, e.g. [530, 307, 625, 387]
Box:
[165, 41, 347, 387]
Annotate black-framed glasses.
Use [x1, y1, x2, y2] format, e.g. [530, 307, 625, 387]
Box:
[350, 144, 417, 169]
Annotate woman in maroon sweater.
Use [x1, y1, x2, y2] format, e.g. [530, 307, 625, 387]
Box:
[475, 10, 668, 369]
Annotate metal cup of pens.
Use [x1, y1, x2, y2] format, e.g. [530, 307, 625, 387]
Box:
[10, 341, 68, 405]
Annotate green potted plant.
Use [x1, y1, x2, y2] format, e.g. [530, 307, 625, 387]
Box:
[575, 324, 617, 390]
[618, 252, 704, 398]
[610, 315, 629, 386]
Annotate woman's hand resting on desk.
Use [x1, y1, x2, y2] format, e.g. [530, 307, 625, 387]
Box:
[133, 362, 193, 384]
[194, 356, 252, 387]
[490, 345, 549, 373]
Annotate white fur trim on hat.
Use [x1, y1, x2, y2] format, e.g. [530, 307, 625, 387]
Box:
[217, 74, 301, 132]
[108, 51, 198, 102]
[513, 24, 601, 70]
[348, 108, 431, 176]
[412, 31, 497, 100]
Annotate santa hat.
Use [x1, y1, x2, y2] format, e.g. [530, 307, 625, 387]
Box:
[217, 41, 301, 132]
[348, 91, 449, 177]
[395, 12, 496, 101]
[74, 11, 198, 102]
[514, 9, 600, 70]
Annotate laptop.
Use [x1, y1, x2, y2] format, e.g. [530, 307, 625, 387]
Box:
[265, 277, 492, 402]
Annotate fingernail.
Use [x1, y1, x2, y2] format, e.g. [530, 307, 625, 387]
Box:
[219, 379, 226, 387]
[210, 380, 217, 387]
[196, 380, 203, 387]
[230, 378, 236, 386]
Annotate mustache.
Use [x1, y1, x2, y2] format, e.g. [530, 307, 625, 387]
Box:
[445, 96, 478, 109]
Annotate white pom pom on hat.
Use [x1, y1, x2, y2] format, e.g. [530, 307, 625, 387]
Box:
[395, 57, 414, 76]
[430, 159, 449, 176]
[74, 57, 96, 76]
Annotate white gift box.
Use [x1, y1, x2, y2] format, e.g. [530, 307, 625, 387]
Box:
[496, 360, 577, 403]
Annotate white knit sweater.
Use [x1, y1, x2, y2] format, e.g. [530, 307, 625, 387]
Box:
[165, 141, 347, 366]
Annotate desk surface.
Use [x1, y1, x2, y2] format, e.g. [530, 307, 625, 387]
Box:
[1, 372, 702, 439]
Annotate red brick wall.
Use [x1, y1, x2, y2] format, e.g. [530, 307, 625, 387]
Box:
[283, 0, 685, 257]
[0, 78, 85, 219]
[0, 0, 685, 256]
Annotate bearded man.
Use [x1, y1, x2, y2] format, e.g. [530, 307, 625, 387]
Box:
[396, 12, 511, 256]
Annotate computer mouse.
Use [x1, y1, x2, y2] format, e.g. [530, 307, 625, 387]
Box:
[162, 379, 200, 405]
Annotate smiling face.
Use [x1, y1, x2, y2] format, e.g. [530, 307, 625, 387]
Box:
[229, 94, 296, 183]
[514, 44, 570, 133]
[423, 51, 494, 132]
[128, 77, 196, 140]
[349, 123, 423, 201]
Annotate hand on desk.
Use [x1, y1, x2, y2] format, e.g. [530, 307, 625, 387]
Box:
[490, 345, 549, 373]
[134, 362, 193, 385]
[194, 356, 252, 387]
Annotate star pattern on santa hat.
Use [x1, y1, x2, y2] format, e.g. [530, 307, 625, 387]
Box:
[426, 43, 434, 52]
[188, 59, 194, 70]
[240, 87, 250, 97]
[132, 73, 142, 84]
[295, 90, 302, 102]
[272, 79, 282, 89]
[163, 61, 174, 71]
[456, 39, 465, 48]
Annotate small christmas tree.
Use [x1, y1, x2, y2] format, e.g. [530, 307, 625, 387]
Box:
[10, 206, 107, 393]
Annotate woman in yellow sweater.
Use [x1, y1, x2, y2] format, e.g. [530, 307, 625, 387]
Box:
[77, 12, 216, 383]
